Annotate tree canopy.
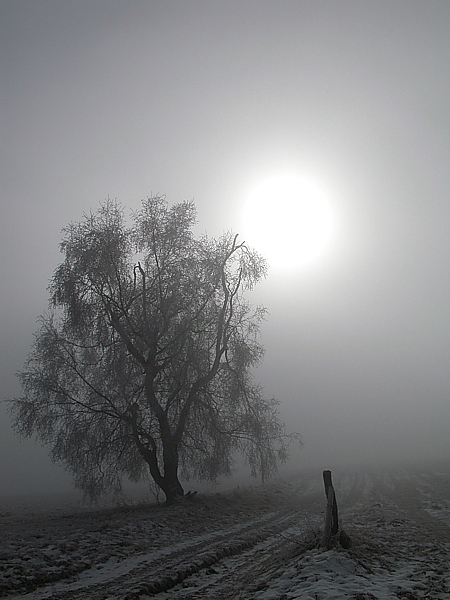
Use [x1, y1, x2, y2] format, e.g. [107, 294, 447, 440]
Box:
[11, 196, 296, 503]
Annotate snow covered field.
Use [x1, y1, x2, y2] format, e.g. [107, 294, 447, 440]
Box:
[1, 462, 448, 599]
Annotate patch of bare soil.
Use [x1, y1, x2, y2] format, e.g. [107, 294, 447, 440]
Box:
[1, 463, 448, 600]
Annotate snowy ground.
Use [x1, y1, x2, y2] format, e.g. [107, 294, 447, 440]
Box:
[0, 462, 448, 599]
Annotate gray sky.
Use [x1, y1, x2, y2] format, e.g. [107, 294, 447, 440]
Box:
[1, 1, 449, 495]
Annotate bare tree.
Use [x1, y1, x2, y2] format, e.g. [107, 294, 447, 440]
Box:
[10, 196, 297, 503]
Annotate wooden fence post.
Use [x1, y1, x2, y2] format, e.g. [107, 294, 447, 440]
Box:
[322, 470, 338, 549]
[321, 470, 352, 550]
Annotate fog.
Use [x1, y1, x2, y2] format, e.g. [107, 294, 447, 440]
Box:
[1, 1, 449, 497]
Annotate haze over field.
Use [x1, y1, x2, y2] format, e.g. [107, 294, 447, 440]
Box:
[1, 1, 449, 496]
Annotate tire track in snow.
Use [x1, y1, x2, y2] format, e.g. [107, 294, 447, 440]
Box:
[5, 492, 322, 600]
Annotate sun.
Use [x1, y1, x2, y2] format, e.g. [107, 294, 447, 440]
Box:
[242, 174, 332, 268]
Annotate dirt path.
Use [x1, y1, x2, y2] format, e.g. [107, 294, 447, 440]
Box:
[1, 463, 449, 600]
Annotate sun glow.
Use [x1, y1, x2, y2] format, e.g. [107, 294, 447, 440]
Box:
[243, 174, 332, 268]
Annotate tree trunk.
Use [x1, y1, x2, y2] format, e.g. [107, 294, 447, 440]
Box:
[160, 441, 184, 504]
[159, 473, 184, 504]
[131, 426, 184, 504]
[141, 373, 185, 503]
[144, 449, 184, 504]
